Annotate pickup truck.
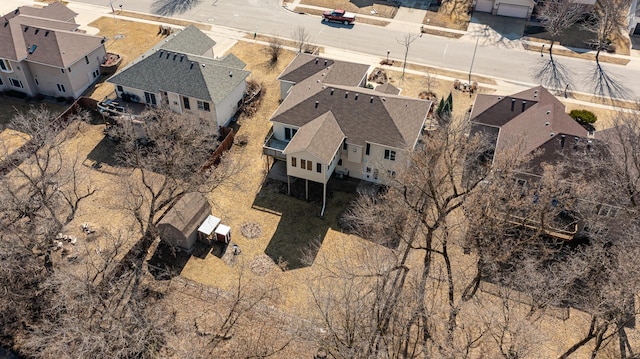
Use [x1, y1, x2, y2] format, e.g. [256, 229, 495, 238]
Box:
[322, 9, 356, 25]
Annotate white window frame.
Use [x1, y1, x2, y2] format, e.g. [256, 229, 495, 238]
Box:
[9, 78, 23, 88]
[0, 59, 12, 73]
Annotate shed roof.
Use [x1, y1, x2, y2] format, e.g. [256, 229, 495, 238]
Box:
[159, 193, 211, 237]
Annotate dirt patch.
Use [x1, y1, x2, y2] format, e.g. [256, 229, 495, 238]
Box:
[298, 7, 391, 26]
[117, 10, 210, 31]
[241, 222, 263, 239]
[248, 254, 276, 275]
[298, 0, 398, 18]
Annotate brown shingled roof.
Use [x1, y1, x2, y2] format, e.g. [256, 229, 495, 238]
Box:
[283, 112, 345, 163]
[278, 53, 369, 87]
[17, 1, 77, 23]
[375, 82, 401, 95]
[22, 25, 104, 67]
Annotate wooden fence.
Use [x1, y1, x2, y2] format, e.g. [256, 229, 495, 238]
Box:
[0, 96, 96, 176]
[200, 127, 235, 173]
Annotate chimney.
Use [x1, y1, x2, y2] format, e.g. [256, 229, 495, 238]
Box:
[560, 135, 566, 148]
[511, 99, 515, 111]
[330, 88, 334, 95]
[345, 92, 349, 99]
[370, 96, 374, 103]
[521, 101, 526, 112]
[355, 93, 358, 101]
[315, 101, 319, 108]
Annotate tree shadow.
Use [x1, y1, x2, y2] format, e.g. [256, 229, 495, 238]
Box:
[147, 241, 192, 280]
[532, 52, 574, 95]
[587, 63, 632, 101]
[151, 0, 202, 16]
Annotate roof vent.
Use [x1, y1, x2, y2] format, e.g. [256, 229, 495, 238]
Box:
[202, 63, 205, 67]
[345, 92, 348, 98]
[497, 97, 502, 100]
[315, 58, 319, 64]
[545, 122, 549, 126]
[315, 101, 319, 108]
[3, 19, 8, 28]
[511, 99, 515, 111]
[324, 59, 327, 66]
[330, 88, 334, 95]
[550, 132, 555, 137]
[546, 110, 551, 115]
[159, 50, 164, 57]
[173, 54, 177, 61]
[180, 55, 184, 62]
[587, 140, 592, 151]
[228, 70, 232, 77]
[370, 96, 374, 103]
[521, 101, 526, 112]
[24, 26, 29, 32]
[355, 93, 358, 100]
[34, 29, 39, 35]
[166, 52, 170, 59]
[382, 98, 386, 102]
[317, 79, 320, 83]
[44, 30, 49, 37]
[190, 62, 194, 69]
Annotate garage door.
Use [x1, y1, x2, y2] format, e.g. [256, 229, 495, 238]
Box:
[496, 3, 529, 18]
[475, 0, 494, 13]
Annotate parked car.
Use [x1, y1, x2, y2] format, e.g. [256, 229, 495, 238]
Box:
[322, 9, 356, 25]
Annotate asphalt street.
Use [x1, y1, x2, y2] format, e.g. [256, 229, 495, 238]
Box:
[12, 0, 640, 98]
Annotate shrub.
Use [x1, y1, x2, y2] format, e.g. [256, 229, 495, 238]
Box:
[569, 109, 597, 124]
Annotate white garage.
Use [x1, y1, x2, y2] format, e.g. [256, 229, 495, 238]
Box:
[496, 3, 530, 18]
[475, 0, 494, 13]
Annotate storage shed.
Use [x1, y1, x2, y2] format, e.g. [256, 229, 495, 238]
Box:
[198, 215, 221, 242]
[157, 192, 212, 252]
[215, 224, 231, 243]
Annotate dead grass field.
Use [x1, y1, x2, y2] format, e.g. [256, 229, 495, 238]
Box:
[396, 61, 497, 86]
[298, 7, 391, 26]
[83, 18, 164, 100]
[297, 0, 398, 18]
[423, 4, 471, 31]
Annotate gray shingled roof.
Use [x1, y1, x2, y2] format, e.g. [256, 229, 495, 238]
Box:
[108, 49, 250, 103]
[16, 1, 77, 22]
[159, 25, 216, 56]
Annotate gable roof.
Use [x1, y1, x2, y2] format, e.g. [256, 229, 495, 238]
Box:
[0, 3, 101, 66]
[108, 49, 249, 103]
[283, 112, 345, 163]
[375, 82, 401, 95]
[15, 1, 77, 23]
[470, 86, 588, 160]
[158, 25, 216, 56]
[278, 53, 369, 87]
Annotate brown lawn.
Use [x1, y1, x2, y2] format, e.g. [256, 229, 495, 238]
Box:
[83, 18, 165, 100]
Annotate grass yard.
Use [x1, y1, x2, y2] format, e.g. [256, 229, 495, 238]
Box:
[83, 17, 165, 100]
[0, 97, 66, 130]
[297, 0, 398, 18]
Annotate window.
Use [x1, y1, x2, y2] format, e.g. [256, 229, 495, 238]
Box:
[34, 78, 38, 86]
[197, 100, 210, 111]
[291, 157, 296, 167]
[365, 167, 371, 174]
[27, 45, 37, 54]
[56, 83, 66, 92]
[284, 127, 297, 140]
[301, 159, 306, 169]
[373, 169, 379, 180]
[388, 170, 396, 177]
[183, 97, 190, 110]
[145, 92, 157, 105]
[85, 55, 89, 64]
[116, 85, 123, 93]
[0, 59, 12, 72]
[317, 163, 322, 173]
[338, 159, 342, 166]
[384, 149, 396, 161]
[10, 78, 23, 88]
[61, 68, 64, 74]
[306, 160, 312, 171]
[365, 143, 370, 155]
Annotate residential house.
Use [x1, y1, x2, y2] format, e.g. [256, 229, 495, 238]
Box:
[629, 0, 640, 35]
[473, 0, 595, 19]
[107, 26, 250, 132]
[263, 53, 432, 214]
[0, 1, 107, 98]
[468, 85, 618, 240]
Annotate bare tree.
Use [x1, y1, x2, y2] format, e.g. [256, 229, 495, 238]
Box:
[538, 0, 584, 54]
[292, 26, 311, 54]
[582, 0, 631, 64]
[267, 35, 283, 66]
[397, 33, 419, 80]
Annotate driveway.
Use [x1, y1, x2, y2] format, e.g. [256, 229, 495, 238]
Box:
[462, 12, 526, 49]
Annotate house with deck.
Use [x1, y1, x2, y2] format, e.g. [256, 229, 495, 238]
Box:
[263, 54, 432, 214]
[0, 1, 107, 98]
[107, 26, 250, 132]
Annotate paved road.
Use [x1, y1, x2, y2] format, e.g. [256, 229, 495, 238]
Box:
[58, 0, 640, 98]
